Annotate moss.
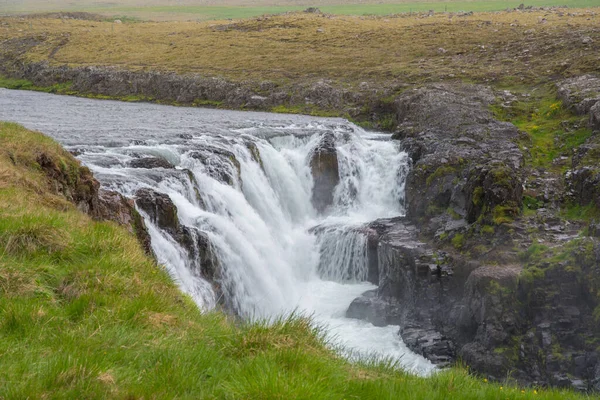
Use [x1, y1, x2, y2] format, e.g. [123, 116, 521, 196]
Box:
[426, 165, 457, 187]
[447, 208, 461, 220]
[451, 233, 466, 250]
[493, 90, 592, 171]
[520, 266, 546, 284]
[492, 205, 518, 225]
[519, 243, 550, 263]
[472, 186, 484, 207]
[481, 225, 495, 235]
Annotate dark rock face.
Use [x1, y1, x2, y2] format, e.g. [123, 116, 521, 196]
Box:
[135, 188, 180, 235]
[37, 152, 100, 214]
[344, 84, 600, 391]
[392, 84, 523, 233]
[310, 131, 340, 213]
[347, 215, 600, 389]
[134, 188, 223, 306]
[346, 289, 402, 327]
[566, 130, 600, 209]
[591, 102, 600, 131]
[128, 157, 175, 169]
[188, 146, 241, 186]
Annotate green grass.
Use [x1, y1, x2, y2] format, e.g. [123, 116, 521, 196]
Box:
[88, 1, 599, 21]
[7, 0, 600, 21]
[492, 89, 593, 170]
[0, 121, 594, 398]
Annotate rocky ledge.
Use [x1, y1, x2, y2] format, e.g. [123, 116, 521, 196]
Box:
[344, 82, 600, 391]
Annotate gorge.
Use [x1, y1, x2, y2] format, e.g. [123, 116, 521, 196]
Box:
[2, 73, 600, 392]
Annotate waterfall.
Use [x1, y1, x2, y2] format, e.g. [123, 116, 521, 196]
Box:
[0, 89, 434, 375]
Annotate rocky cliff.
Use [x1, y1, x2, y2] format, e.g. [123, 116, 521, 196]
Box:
[347, 82, 600, 391]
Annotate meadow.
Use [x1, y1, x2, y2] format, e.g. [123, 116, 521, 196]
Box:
[2, 0, 600, 20]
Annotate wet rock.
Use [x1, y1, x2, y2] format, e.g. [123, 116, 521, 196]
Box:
[36, 152, 100, 214]
[128, 157, 175, 169]
[310, 131, 339, 213]
[401, 324, 456, 366]
[134, 188, 180, 234]
[188, 146, 241, 186]
[346, 289, 402, 326]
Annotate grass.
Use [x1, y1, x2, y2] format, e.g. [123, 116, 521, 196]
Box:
[3, 0, 600, 21]
[0, 120, 593, 398]
[1, 9, 599, 87]
[493, 87, 593, 170]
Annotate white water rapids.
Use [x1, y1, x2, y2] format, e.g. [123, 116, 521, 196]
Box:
[0, 89, 434, 375]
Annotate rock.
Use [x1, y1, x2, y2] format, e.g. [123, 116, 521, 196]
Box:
[582, 36, 593, 44]
[310, 131, 339, 213]
[188, 145, 241, 186]
[392, 83, 523, 229]
[557, 75, 600, 117]
[134, 188, 180, 234]
[591, 101, 600, 131]
[566, 167, 600, 208]
[128, 157, 175, 169]
[36, 152, 100, 214]
[401, 324, 456, 366]
[346, 289, 401, 326]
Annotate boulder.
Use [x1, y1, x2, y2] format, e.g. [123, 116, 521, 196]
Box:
[310, 131, 340, 213]
[557, 74, 600, 115]
[346, 289, 401, 327]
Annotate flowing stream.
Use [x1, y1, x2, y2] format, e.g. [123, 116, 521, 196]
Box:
[0, 88, 434, 374]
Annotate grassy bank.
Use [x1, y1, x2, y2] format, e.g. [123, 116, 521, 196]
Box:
[0, 121, 592, 398]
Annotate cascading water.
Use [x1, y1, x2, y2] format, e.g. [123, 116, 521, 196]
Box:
[0, 88, 434, 375]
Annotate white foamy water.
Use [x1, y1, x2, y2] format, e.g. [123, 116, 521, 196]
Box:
[0, 88, 434, 375]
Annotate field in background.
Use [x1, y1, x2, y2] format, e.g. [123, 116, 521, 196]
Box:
[2, 0, 600, 20]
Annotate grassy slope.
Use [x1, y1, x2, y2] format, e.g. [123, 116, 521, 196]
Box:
[0, 123, 592, 399]
[1, 10, 598, 86]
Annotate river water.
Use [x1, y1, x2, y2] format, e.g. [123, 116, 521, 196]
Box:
[0, 88, 434, 374]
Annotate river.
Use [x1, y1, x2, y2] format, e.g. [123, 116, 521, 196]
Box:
[0, 88, 434, 375]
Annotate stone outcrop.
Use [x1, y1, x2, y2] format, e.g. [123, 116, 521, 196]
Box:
[392, 84, 524, 235]
[310, 131, 340, 213]
[344, 84, 600, 391]
[557, 74, 600, 130]
[35, 146, 153, 257]
[559, 77, 600, 208]
[347, 215, 600, 389]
